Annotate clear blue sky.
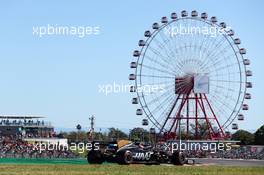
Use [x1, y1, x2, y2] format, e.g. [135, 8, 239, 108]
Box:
[0, 0, 263, 132]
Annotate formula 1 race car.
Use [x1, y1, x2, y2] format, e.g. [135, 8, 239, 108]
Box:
[87, 140, 187, 165]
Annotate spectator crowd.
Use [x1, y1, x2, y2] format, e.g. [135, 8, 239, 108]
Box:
[186, 146, 264, 160]
[0, 135, 77, 159]
[215, 146, 264, 160]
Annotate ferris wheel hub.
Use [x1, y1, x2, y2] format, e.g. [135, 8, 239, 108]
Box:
[175, 74, 209, 95]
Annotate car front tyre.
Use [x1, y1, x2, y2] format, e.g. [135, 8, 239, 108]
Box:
[116, 150, 133, 165]
[171, 151, 186, 165]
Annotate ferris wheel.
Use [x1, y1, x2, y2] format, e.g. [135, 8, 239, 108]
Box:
[129, 10, 252, 140]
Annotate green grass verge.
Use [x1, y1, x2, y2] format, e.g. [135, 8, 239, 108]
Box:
[0, 164, 263, 175]
[0, 158, 87, 165]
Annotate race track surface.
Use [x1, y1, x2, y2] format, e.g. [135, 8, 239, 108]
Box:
[194, 158, 264, 167]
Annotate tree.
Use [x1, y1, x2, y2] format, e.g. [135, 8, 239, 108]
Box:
[93, 131, 108, 141]
[129, 127, 150, 142]
[57, 132, 68, 138]
[255, 125, 264, 145]
[232, 129, 254, 145]
[65, 131, 88, 142]
[190, 120, 211, 139]
[108, 128, 128, 141]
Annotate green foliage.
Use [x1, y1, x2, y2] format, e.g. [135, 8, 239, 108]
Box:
[190, 120, 211, 139]
[232, 130, 254, 145]
[107, 127, 128, 141]
[58, 131, 108, 142]
[56, 124, 264, 146]
[129, 127, 150, 142]
[255, 125, 264, 145]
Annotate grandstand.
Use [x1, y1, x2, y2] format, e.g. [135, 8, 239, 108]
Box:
[0, 116, 77, 159]
[0, 116, 54, 138]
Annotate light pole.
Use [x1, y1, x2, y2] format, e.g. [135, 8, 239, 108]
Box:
[76, 124, 82, 142]
[89, 115, 95, 141]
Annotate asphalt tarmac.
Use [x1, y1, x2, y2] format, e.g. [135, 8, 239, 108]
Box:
[193, 158, 264, 166]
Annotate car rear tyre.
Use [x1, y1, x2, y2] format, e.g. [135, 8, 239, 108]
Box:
[87, 150, 104, 164]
